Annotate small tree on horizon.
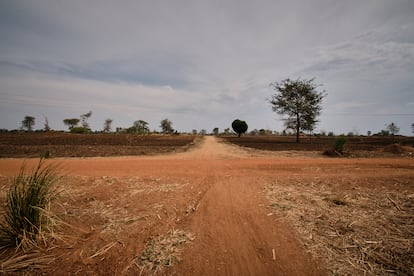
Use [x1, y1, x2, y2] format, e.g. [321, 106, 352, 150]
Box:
[386, 122, 400, 143]
[43, 116, 51, 132]
[232, 119, 248, 137]
[269, 78, 326, 142]
[103, 118, 113, 133]
[160, 118, 174, 134]
[21, 116, 35, 131]
[63, 118, 80, 130]
[129, 120, 150, 134]
[213, 127, 219, 136]
[80, 111, 92, 130]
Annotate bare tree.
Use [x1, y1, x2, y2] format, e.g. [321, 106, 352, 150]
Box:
[386, 122, 400, 143]
[44, 116, 51, 132]
[80, 111, 92, 129]
[103, 118, 113, 133]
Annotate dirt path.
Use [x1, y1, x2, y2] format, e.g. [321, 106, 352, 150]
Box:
[1, 137, 412, 275]
[169, 137, 324, 275]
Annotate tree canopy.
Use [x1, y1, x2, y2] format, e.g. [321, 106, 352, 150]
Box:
[63, 118, 80, 130]
[269, 78, 326, 142]
[128, 120, 150, 134]
[232, 119, 248, 137]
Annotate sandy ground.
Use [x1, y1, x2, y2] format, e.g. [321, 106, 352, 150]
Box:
[0, 136, 413, 275]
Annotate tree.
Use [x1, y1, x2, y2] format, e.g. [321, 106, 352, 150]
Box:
[269, 78, 326, 142]
[21, 116, 35, 131]
[386, 122, 400, 143]
[129, 120, 150, 134]
[412, 123, 414, 134]
[232, 119, 248, 137]
[103, 118, 113, 133]
[43, 116, 51, 132]
[63, 118, 80, 130]
[80, 111, 92, 129]
[160, 118, 174, 134]
[213, 127, 219, 136]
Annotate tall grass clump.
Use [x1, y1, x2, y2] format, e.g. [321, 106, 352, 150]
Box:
[0, 159, 58, 249]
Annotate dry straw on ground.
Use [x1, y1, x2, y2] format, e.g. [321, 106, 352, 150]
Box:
[266, 176, 414, 275]
[127, 229, 194, 275]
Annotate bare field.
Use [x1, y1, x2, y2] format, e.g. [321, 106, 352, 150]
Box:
[224, 135, 414, 157]
[0, 136, 413, 275]
[0, 132, 196, 157]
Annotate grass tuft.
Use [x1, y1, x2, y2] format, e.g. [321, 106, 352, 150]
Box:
[0, 159, 58, 249]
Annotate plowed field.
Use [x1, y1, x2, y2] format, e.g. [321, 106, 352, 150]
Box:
[0, 133, 196, 157]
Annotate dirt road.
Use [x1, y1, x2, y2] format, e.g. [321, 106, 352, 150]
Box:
[1, 136, 412, 275]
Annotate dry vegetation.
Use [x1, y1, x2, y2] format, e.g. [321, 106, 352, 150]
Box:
[266, 175, 414, 275]
[0, 132, 196, 157]
[136, 229, 194, 274]
[225, 135, 414, 157]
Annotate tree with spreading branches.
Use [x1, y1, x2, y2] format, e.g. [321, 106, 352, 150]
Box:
[269, 78, 326, 142]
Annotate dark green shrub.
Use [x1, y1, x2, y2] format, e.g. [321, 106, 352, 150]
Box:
[0, 159, 58, 249]
[70, 126, 90, 134]
[334, 136, 347, 153]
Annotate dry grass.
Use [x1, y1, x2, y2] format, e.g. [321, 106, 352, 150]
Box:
[0, 251, 55, 273]
[266, 176, 414, 275]
[128, 229, 194, 275]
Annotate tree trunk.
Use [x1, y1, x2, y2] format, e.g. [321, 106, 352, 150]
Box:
[296, 114, 300, 143]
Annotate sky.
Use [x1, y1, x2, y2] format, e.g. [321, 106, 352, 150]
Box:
[1, 0, 413, 135]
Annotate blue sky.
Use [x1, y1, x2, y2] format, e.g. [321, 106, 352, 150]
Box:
[1, 0, 413, 135]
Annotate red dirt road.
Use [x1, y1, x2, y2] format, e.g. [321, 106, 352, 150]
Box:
[1, 136, 413, 275]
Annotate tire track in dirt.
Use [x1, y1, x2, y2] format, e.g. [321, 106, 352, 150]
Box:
[169, 137, 325, 275]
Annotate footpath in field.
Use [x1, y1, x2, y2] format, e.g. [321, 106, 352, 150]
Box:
[168, 136, 325, 275]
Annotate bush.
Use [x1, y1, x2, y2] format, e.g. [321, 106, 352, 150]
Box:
[0, 159, 58, 249]
[334, 136, 347, 153]
[323, 136, 348, 157]
[70, 127, 90, 134]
